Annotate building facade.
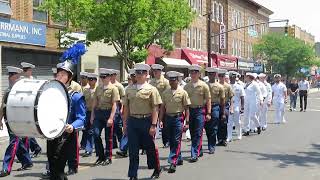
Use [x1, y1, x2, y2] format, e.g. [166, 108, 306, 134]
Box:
[270, 25, 315, 45]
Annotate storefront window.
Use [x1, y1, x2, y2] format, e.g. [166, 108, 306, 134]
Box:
[187, 29, 191, 48]
[0, 0, 12, 16]
[33, 0, 48, 23]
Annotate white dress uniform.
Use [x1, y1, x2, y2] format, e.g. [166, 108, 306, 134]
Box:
[260, 80, 272, 129]
[272, 81, 287, 124]
[227, 82, 245, 140]
[243, 79, 263, 133]
[255, 80, 267, 130]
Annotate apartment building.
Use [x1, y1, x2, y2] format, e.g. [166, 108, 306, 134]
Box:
[270, 25, 315, 45]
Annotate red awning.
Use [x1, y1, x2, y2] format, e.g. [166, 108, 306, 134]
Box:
[212, 54, 238, 70]
[182, 49, 217, 67]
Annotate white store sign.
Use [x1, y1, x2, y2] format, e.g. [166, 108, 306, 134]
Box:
[220, 24, 226, 50]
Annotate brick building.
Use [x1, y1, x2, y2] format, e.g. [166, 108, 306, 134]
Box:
[270, 25, 315, 45]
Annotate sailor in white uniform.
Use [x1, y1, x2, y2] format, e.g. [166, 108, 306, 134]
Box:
[272, 74, 288, 124]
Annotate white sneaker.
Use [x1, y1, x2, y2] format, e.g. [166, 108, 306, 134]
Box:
[237, 136, 242, 140]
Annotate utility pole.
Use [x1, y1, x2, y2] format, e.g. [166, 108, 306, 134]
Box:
[207, 0, 212, 67]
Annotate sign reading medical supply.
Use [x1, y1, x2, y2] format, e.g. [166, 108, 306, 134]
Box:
[0, 18, 46, 46]
[219, 24, 226, 50]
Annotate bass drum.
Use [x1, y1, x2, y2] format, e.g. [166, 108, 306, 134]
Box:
[5, 79, 70, 139]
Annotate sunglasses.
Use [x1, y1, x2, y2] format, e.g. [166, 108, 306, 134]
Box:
[80, 76, 88, 79]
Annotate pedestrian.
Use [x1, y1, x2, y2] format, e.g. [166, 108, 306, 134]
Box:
[111, 69, 125, 149]
[149, 64, 170, 148]
[243, 73, 263, 136]
[288, 78, 299, 111]
[0, 66, 33, 178]
[81, 73, 98, 157]
[298, 76, 310, 112]
[205, 67, 225, 152]
[184, 64, 211, 162]
[258, 73, 272, 131]
[79, 71, 89, 150]
[90, 68, 120, 166]
[272, 74, 288, 124]
[47, 60, 86, 180]
[228, 71, 245, 141]
[116, 69, 136, 158]
[218, 69, 234, 146]
[20, 62, 42, 159]
[123, 64, 162, 180]
[159, 71, 191, 173]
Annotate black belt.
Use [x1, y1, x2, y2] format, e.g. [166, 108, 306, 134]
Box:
[166, 112, 183, 118]
[190, 105, 204, 109]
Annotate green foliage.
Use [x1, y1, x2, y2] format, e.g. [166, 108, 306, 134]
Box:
[254, 33, 316, 77]
[42, 0, 194, 70]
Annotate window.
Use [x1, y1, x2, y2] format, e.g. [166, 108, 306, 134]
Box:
[192, 28, 197, 49]
[237, 11, 242, 28]
[219, 4, 223, 23]
[238, 40, 242, 57]
[261, 24, 266, 35]
[212, 1, 215, 21]
[33, 0, 48, 22]
[187, 29, 192, 48]
[215, 2, 219, 22]
[232, 39, 238, 56]
[197, 29, 202, 50]
[0, 0, 12, 16]
[247, 43, 253, 58]
[198, 0, 203, 15]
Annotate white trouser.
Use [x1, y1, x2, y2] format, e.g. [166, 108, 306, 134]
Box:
[260, 100, 269, 128]
[274, 100, 285, 123]
[184, 120, 191, 139]
[243, 100, 260, 132]
[227, 108, 241, 140]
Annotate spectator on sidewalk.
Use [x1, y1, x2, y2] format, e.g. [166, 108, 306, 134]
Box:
[288, 78, 299, 111]
[298, 77, 310, 112]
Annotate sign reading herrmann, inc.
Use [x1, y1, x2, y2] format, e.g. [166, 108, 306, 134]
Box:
[0, 18, 46, 46]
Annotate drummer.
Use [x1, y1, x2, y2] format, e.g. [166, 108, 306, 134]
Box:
[20, 62, 42, 159]
[90, 68, 120, 166]
[47, 61, 86, 180]
[0, 66, 33, 177]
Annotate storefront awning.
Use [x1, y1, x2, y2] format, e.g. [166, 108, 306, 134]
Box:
[212, 54, 238, 70]
[159, 58, 190, 68]
[182, 49, 217, 67]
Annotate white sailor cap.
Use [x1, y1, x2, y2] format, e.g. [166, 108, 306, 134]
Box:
[246, 72, 256, 78]
[112, 69, 120, 75]
[99, 68, 114, 75]
[151, 64, 164, 70]
[228, 71, 238, 76]
[52, 67, 57, 74]
[166, 71, 181, 80]
[21, 62, 35, 69]
[218, 69, 228, 75]
[87, 73, 98, 79]
[80, 72, 89, 77]
[251, 73, 258, 79]
[274, 74, 281, 78]
[7, 66, 23, 74]
[134, 64, 151, 72]
[258, 73, 267, 78]
[206, 67, 220, 73]
[188, 64, 201, 71]
[128, 69, 136, 76]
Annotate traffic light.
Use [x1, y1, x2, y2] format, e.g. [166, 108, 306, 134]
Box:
[284, 26, 288, 36]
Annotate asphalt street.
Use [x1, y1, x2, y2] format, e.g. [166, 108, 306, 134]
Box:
[1, 91, 320, 180]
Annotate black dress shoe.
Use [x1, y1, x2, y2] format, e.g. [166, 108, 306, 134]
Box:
[0, 170, 10, 177]
[67, 169, 78, 175]
[116, 150, 128, 158]
[94, 159, 104, 166]
[129, 177, 138, 180]
[17, 163, 33, 171]
[82, 151, 92, 157]
[150, 168, 162, 179]
[101, 159, 112, 166]
[262, 127, 266, 131]
[243, 131, 250, 136]
[140, 150, 146, 155]
[168, 164, 176, 173]
[257, 127, 262, 135]
[177, 160, 183, 166]
[300, 109, 303, 112]
[42, 170, 50, 178]
[163, 143, 169, 148]
[189, 157, 198, 163]
[31, 149, 42, 158]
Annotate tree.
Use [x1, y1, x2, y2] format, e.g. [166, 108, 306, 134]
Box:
[254, 33, 317, 77]
[42, 0, 195, 76]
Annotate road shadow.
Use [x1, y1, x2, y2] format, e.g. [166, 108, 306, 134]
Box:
[226, 143, 320, 168]
[13, 172, 43, 178]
